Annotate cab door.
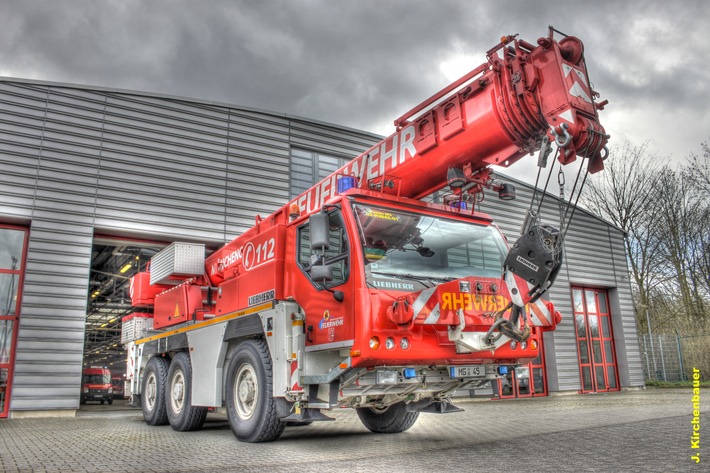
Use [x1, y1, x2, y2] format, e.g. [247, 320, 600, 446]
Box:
[291, 208, 357, 351]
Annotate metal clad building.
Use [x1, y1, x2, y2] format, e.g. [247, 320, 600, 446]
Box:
[0, 78, 643, 416]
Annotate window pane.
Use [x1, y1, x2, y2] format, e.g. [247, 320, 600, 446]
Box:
[607, 366, 617, 389]
[298, 225, 312, 266]
[0, 320, 13, 363]
[533, 368, 545, 394]
[298, 211, 349, 287]
[589, 315, 599, 337]
[593, 340, 603, 363]
[575, 314, 586, 338]
[1, 368, 8, 413]
[585, 290, 597, 313]
[598, 291, 608, 313]
[601, 316, 611, 338]
[0, 275, 20, 316]
[516, 367, 530, 395]
[596, 366, 606, 390]
[604, 340, 615, 364]
[573, 289, 583, 313]
[0, 229, 24, 270]
[501, 372, 513, 395]
[582, 366, 593, 390]
[578, 340, 589, 363]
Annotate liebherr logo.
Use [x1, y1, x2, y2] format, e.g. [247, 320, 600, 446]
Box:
[516, 255, 539, 273]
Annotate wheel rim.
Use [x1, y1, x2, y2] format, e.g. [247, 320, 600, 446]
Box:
[170, 370, 185, 414]
[234, 363, 258, 420]
[145, 372, 157, 411]
[370, 405, 390, 414]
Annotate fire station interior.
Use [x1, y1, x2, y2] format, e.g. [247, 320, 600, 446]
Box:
[83, 237, 166, 406]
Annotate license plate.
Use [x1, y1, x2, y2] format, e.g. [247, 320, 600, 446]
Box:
[449, 365, 485, 378]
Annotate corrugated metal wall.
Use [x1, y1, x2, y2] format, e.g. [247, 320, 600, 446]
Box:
[0, 79, 378, 411]
[0, 77, 642, 411]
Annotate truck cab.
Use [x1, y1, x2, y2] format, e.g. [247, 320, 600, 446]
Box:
[287, 189, 553, 367]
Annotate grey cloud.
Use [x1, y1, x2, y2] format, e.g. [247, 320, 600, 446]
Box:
[1, 0, 708, 167]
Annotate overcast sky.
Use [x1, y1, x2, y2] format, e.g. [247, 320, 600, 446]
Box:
[2, 0, 709, 185]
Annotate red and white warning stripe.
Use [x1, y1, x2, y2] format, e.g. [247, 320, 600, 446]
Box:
[528, 299, 552, 327]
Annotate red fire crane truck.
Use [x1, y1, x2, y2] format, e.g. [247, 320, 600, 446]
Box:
[124, 27, 609, 442]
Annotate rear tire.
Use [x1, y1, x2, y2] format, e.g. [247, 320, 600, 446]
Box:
[225, 339, 285, 443]
[141, 356, 169, 426]
[356, 402, 419, 433]
[107, 398, 113, 405]
[166, 352, 208, 432]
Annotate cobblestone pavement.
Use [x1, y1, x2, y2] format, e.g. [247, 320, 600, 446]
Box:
[1, 389, 707, 472]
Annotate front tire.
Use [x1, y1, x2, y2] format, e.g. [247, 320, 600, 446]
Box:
[142, 356, 169, 426]
[166, 352, 208, 432]
[356, 402, 419, 433]
[225, 339, 285, 443]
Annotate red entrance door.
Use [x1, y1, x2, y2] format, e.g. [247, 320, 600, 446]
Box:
[572, 287, 619, 393]
[1, 224, 28, 418]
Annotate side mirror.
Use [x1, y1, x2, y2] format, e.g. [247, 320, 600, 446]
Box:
[310, 263, 334, 282]
[310, 213, 330, 250]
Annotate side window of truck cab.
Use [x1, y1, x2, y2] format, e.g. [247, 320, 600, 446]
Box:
[298, 210, 349, 287]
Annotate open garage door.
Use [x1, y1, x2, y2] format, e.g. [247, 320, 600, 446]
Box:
[82, 236, 166, 405]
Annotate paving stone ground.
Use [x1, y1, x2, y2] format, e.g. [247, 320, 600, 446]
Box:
[1, 388, 707, 472]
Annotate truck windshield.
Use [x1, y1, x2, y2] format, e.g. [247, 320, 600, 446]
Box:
[83, 374, 110, 384]
[352, 204, 508, 290]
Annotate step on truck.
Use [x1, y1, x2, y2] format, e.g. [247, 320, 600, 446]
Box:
[123, 27, 609, 442]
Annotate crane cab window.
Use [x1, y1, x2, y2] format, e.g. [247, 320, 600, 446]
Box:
[297, 210, 349, 287]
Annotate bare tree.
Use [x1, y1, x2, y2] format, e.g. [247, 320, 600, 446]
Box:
[652, 168, 704, 318]
[581, 142, 663, 319]
[687, 140, 710, 194]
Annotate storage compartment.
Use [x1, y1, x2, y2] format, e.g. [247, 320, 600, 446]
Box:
[150, 242, 205, 286]
[129, 272, 170, 306]
[121, 313, 154, 344]
[153, 284, 205, 329]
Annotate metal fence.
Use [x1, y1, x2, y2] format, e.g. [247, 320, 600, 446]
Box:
[641, 333, 710, 382]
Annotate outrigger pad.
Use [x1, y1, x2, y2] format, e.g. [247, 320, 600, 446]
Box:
[407, 400, 465, 414]
[280, 409, 335, 423]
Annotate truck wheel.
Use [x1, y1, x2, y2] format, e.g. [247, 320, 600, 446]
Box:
[108, 399, 113, 405]
[142, 356, 169, 426]
[225, 339, 285, 443]
[356, 402, 419, 433]
[166, 352, 208, 431]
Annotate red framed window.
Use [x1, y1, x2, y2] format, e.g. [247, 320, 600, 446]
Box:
[1, 224, 29, 418]
[572, 287, 619, 393]
[497, 329, 548, 398]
